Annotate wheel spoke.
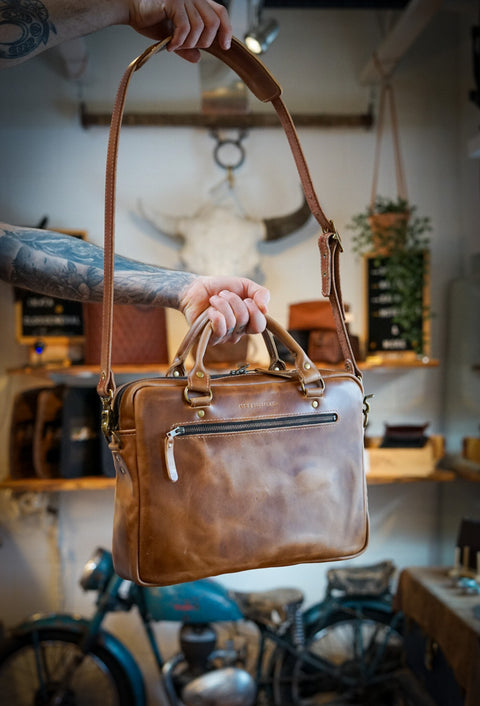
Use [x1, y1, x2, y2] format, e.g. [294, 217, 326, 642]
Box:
[0, 629, 130, 706]
[271, 610, 404, 705]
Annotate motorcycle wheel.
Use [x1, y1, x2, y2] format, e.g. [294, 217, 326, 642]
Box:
[270, 608, 405, 706]
[0, 627, 136, 706]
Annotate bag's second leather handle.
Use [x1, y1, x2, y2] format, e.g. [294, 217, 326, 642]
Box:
[98, 36, 361, 398]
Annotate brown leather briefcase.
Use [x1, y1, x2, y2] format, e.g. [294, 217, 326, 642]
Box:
[98, 37, 369, 586]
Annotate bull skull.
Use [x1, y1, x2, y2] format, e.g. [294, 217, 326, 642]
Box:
[138, 195, 311, 278]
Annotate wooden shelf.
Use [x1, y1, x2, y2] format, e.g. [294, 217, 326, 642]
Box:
[360, 356, 439, 370]
[0, 476, 115, 493]
[0, 469, 457, 493]
[0, 435, 458, 493]
[365, 435, 453, 484]
[9, 356, 440, 379]
[2, 367, 444, 494]
[366, 469, 455, 485]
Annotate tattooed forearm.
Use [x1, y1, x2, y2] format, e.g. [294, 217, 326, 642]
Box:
[0, 0, 128, 68]
[0, 226, 196, 309]
[0, 0, 56, 61]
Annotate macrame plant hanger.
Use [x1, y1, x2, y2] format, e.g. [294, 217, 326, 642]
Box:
[370, 54, 408, 210]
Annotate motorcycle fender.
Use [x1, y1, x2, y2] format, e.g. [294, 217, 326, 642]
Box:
[11, 613, 146, 706]
[303, 596, 394, 629]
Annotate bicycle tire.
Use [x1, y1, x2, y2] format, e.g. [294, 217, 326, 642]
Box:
[0, 626, 137, 706]
[270, 608, 404, 706]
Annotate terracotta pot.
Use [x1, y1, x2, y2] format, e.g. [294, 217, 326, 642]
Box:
[368, 211, 409, 254]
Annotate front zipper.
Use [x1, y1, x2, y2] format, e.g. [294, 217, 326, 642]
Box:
[164, 412, 338, 483]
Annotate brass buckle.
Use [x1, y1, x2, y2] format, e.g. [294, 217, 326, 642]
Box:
[332, 230, 344, 253]
[363, 394, 374, 428]
[101, 389, 114, 441]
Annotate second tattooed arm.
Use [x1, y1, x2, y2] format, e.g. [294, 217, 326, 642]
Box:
[0, 225, 269, 342]
[0, 0, 232, 68]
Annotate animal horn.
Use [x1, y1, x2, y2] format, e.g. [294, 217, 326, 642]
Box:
[263, 195, 311, 241]
[138, 200, 185, 244]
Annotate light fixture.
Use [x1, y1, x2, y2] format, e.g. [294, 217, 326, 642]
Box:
[244, 0, 279, 55]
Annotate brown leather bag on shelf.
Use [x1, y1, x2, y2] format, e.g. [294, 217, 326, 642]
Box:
[9, 385, 64, 479]
[98, 38, 369, 587]
[308, 329, 344, 364]
[288, 300, 337, 331]
[9, 387, 43, 479]
[33, 386, 64, 478]
[308, 329, 362, 365]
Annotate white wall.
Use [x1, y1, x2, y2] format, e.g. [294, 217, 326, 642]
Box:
[1, 4, 479, 702]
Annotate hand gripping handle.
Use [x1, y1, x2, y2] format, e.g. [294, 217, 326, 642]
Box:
[166, 312, 325, 407]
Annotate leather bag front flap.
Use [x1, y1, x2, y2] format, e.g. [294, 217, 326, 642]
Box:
[112, 368, 368, 586]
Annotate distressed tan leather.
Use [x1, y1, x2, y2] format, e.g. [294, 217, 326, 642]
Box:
[101, 38, 369, 586]
[109, 316, 368, 586]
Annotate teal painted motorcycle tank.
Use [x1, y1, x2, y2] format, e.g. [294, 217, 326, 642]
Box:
[143, 579, 243, 622]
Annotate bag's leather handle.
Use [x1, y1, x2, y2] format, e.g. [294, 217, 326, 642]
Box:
[166, 312, 325, 407]
[167, 308, 285, 377]
[98, 36, 361, 398]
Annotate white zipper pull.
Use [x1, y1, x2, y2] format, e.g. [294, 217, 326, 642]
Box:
[165, 427, 183, 482]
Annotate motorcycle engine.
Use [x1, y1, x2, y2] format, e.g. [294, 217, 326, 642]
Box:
[180, 624, 217, 675]
[168, 625, 256, 706]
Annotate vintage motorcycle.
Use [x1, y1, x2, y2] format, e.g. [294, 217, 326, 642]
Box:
[0, 548, 405, 706]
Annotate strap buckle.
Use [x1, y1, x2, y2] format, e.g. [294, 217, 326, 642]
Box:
[101, 389, 114, 441]
[331, 229, 344, 253]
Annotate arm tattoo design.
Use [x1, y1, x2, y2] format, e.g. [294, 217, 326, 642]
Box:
[0, 0, 56, 60]
[0, 227, 196, 309]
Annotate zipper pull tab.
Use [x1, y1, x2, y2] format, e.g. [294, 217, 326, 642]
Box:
[165, 427, 183, 482]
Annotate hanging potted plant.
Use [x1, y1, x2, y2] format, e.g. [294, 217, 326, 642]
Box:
[348, 196, 432, 356]
[348, 73, 433, 357]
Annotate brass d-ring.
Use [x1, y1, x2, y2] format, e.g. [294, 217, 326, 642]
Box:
[301, 376, 326, 398]
[184, 387, 213, 406]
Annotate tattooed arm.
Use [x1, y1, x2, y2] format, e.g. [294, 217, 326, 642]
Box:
[0, 225, 269, 342]
[0, 0, 232, 68]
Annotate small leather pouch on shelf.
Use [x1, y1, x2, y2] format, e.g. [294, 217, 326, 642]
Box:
[380, 423, 430, 448]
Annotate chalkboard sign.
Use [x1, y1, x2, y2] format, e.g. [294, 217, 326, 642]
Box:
[364, 251, 429, 357]
[15, 230, 86, 344]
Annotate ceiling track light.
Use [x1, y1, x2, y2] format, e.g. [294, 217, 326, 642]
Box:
[244, 0, 279, 55]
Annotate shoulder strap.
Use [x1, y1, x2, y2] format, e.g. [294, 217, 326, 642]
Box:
[98, 37, 361, 397]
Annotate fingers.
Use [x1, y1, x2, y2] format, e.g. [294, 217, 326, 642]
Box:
[208, 290, 267, 344]
[208, 290, 248, 343]
[165, 0, 232, 54]
[179, 276, 270, 344]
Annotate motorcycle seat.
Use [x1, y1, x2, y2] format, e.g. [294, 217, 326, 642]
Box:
[327, 560, 396, 596]
[232, 588, 304, 626]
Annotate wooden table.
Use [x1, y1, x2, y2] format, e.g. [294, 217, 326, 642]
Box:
[395, 567, 480, 706]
